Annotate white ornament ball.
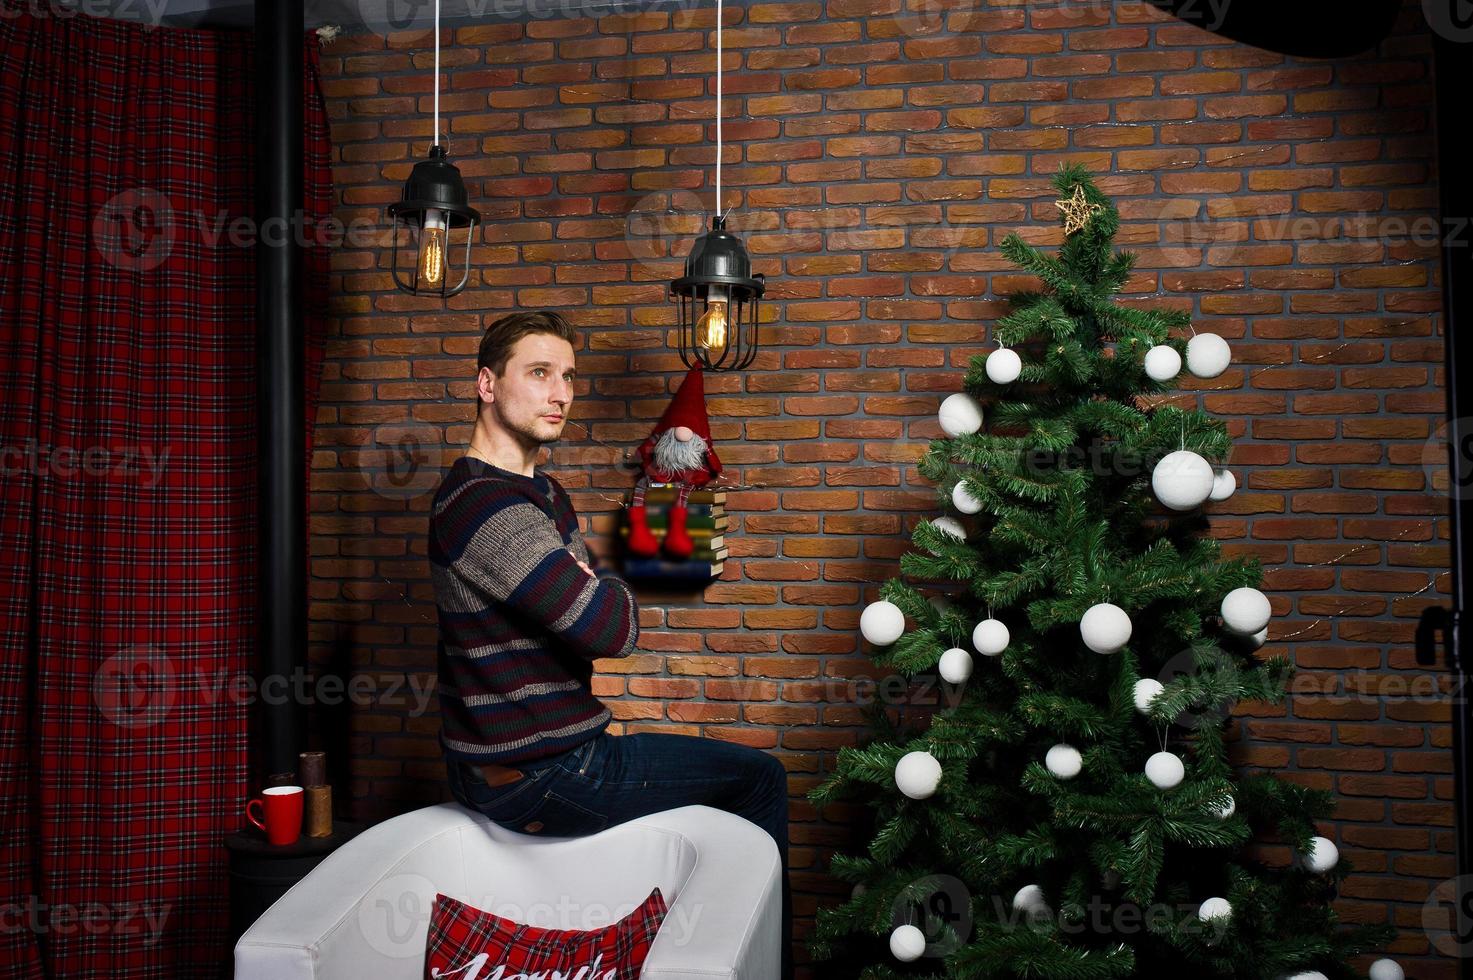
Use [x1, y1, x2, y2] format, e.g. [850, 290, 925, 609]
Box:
[1186, 332, 1232, 379]
[1286, 973, 1328, 980]
[1012, 884, 1046, 912]
[1221, 587, 1271, 635]
[1249, 626, 1268, 649]
[938, 647, 974, 684]
[1152, 450, 1215, 511]
[951, 480, 983, 514]
[1197, 897, 1232, 922]
[1046, 743, 1083, 780]
[931, 516, 967, 544]
[1080, 602, 1132, 654]
[860, 600, 906, 646]
[1145, 751, 1185, 790]
[1210, 467, 1236, 501]
[938, 393, 984, 437]
[1368, 959, 1404, 980]
[1144, 344, 1182, 382]
[889, 923, 926, 962]
[1132, 678, 1165, 714]
[851, 883, 868, 901]
[986, 347, 1022, 384]
[928, 594, 953, 615]
[895, 750, 943, 800]
[1210, 795, 1236, 820]
[972, 618, 1010, 657]
[1300, 836, 1339, 874]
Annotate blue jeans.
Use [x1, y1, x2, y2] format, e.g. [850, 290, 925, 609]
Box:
[445, 731, 794, 980]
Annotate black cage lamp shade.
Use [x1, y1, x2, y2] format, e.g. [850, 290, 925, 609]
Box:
[386, 145, 481, 298]
[670, 214, 765, 372]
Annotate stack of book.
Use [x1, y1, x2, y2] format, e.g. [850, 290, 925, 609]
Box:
[618, 483, 729, 585]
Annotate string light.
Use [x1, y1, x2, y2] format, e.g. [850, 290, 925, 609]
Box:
[1302, 520, 1438, 568]
[1273, 578, 1442, 643]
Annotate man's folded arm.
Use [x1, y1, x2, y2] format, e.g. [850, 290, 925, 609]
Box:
[572, 524, 628, 584]
[442, 492, 639, 661]
[552, 479, 626, 585]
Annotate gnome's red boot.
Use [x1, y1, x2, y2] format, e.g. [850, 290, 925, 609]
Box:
[625, 504, 661, 557]
[662, 505, 695, 559]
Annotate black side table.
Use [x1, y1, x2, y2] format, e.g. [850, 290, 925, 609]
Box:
[224, 819, 369, 952]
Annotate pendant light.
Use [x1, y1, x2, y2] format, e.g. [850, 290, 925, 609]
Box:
[669, 0, 765, 372]
[386, 0, 479, 298]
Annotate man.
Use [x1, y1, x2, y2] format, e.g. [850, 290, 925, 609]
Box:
[430, 310, 794, 979]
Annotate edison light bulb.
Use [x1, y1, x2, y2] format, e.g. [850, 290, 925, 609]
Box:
[696, 288, 728, 351]
[416, 208, 447, 289]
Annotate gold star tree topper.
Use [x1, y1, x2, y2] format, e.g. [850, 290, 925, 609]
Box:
[1055, 183, 1103, 236]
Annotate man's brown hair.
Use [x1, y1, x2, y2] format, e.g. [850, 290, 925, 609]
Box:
[476, 311, 579, 382]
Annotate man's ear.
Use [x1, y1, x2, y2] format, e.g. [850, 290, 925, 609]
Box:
[478, 367, 495, 404]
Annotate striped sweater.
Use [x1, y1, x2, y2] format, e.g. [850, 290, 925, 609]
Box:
[430, 455, 640, 766]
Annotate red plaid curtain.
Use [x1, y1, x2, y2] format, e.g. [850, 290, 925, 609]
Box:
[0, 9, 333, 978]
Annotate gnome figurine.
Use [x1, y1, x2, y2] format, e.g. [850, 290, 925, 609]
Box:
[625, 364, 721, 559]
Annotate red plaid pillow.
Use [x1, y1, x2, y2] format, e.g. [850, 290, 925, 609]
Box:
[423, 886, 667, 980]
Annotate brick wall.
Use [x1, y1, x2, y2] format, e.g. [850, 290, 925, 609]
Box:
[313, 1, 1453, 973]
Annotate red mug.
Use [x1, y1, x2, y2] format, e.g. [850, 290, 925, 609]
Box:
[247, 785, 304, 846]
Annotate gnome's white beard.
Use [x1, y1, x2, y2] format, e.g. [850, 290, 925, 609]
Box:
[652, 429, 709, 476]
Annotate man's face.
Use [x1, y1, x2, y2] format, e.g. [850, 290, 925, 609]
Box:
[482, 333, 576, 447]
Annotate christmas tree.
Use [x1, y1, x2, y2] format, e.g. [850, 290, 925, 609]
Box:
[806, 165, 1401, 980]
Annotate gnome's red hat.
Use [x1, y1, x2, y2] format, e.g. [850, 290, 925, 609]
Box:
[636, 364, 722, 487]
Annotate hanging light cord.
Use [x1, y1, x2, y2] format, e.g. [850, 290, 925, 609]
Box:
[709, 0, 715, 221]
[433, 0, 441, 148]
